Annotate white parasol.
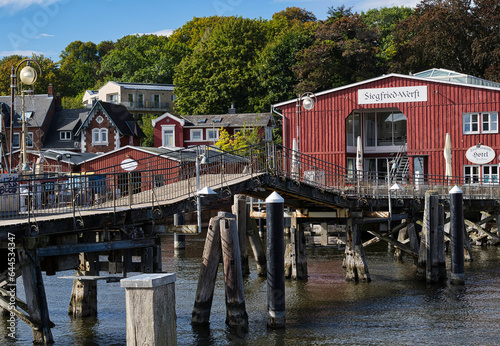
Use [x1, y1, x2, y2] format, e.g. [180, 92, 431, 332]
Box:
[444, 133, 452, 179]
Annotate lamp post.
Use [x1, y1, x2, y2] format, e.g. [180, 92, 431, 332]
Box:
[295, 92, 316, 153]
[10, 59, 42, 173]
[195, 153, 216, 233]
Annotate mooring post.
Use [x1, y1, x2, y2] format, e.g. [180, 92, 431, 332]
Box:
[407, 221, 420, 265]
[18, 248, 54, 345]
[192, 214, 223, 325]
[290, 215, 308, 280]
[450, 186, 465, 285]
[419, 190, 446, 283]
[68, 252, 98, 318]
[220, 214, 249, 331]
[344, 217, 371, 282]
[246, 209, 266, 276]
[258, 217, 265, 238]
[233, 194, 249, 276]
[266, 191, 285, 329]
[174, 212, 186, 250]
[121, 273, 177, 346]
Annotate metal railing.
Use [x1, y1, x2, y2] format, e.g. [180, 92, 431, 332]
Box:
[1, 142, 500, 222]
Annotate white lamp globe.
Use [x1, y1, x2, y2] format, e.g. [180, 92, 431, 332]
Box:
[20, 65, 37, 85]
[302, 96, 314, 110]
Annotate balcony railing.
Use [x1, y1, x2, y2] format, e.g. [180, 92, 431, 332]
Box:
[118, 101, 170, 111]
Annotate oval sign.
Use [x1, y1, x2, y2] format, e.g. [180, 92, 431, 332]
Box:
[466, 145, 495, 164]
[121, 158, 138, 171]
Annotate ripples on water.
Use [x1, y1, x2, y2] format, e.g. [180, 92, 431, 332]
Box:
[2, 238, 500, 345]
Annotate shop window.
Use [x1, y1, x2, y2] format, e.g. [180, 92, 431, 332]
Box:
[463, 112, 498, 134]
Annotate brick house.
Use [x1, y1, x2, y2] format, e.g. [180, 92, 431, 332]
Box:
[75, 100, 145, 154]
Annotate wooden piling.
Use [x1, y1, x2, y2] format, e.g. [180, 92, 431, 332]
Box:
[18, 248, 54, 344]
[290, 216, 307, 280]
[220, 215, 248, 331]
[68, 252, 98, 318]
[121, 273, 177, 346]
[266, 192, 285, 329]
[233, 194, 249, 276]
[192, 214, 222, 325]
[418, 190, 446, 283]
[406, 221, 420, 266]
[450, 186, 465, 285]
[246, 211, 266, 276]
[344, 218, 371, 282]
[174, 212, 186, 250]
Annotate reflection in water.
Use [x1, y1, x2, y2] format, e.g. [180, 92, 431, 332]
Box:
[1, 235, 500, 345]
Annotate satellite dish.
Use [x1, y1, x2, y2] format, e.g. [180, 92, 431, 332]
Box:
[302, 96, 314, 110]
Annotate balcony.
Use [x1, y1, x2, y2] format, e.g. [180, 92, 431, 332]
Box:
[120, 101, 170, 111]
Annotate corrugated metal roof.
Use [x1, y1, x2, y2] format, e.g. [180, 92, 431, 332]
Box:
[114, 82, 175, 91]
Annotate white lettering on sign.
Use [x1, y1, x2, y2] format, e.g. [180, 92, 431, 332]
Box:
[358, 86, 428, 104]
[466, 145, 495, 164]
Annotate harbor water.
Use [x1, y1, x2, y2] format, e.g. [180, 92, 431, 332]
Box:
[2, 233, 500, 345]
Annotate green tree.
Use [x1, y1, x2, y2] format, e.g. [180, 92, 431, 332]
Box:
[169, 16, 230, 48]
[174, 17, 269, 115]
[139, 114, 156, 147]
[272, 7, 317, 23]
[215, 126, 262, 152]
[59, 41, 101, 96]
[99, 35, 190, 84]
[390, 0, 479, 75]
[361, 6, 414, 65]
[293, 13, 381, 93]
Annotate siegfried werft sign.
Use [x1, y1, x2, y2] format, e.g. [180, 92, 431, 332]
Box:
[358, 86, 428, 104]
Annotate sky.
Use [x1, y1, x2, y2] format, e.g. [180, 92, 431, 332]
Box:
[0, 0, 419, 62]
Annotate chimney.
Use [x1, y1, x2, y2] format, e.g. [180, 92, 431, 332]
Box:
[228, 104, 238, 114]
[48, 83, 53, 96]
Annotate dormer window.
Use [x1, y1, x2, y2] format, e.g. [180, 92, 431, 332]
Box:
[92, 128, 108, 145]
[60, 131, 72, 140]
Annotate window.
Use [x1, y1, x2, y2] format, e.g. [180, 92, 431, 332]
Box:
[190, 129, 202, 141]
[464, 165, 481, 184]
[346, 113, 361, 147]
[60, 131, 72, 140]
[26, 132, 33, 147]
[207, 128, 219, 142]
[12, 133, 20, 148]
[152, 94, 160, 108]
[137, 94, 144, 108]
[108, 94, 118, 103]
[92, 128, 108, 145]
[128, 94, 134, 106]
[162, 126, 175, 147]
[483, 165, 499, 184]
[464, 112, 498, 134]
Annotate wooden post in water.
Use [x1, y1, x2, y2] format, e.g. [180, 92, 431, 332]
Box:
[18, 248, 54, 344]
[68, 252, 98, 317]
[407, 221, 420, 266]
[220, 214, 249, 331]
[450, 186, 465, 285]
[290, 215, 308, 280]
[418, 190, 447, 283]
[121, 273, 177, 346]
[266, 192, 285, 329]
[394, 220, 407, 261]
[192, 214, 223, 324]
[233, 194, 249, 276]
[174, 212, 186, 250]
[246, 209, 266, 276]
[344, 218, 371, 282]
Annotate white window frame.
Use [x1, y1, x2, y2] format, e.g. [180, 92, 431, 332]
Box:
[161, 125, 175, 147]
[482, 165, 499, 184]
[463, 112, 498, 134]
[12, 133, 20, 148]
[60, 131, 72, 140]
[464, 165, 481, 184]
[481, 112, 498, 134]
[92, 128, 108, 145]
[206, 128, 219, 142]
[190, 129, 203, 141]
[26, 132, 34, 148]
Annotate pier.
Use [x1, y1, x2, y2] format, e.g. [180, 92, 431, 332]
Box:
[1, 142, 500, 344]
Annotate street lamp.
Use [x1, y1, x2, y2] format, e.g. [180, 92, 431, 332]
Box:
[295, 92, 316, 153]
[195, 153, 216, 233]
[10, 59, 42, 173]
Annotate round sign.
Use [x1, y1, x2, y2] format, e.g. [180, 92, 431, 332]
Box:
[121, 158, 138, 171]
[466, 145, 495, 164]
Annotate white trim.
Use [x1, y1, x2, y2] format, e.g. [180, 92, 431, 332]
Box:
[151, 112, 185, 127]
[189, 129, 203, 141]
[206, 128, 219, 142]
[161, 125, 175, 147]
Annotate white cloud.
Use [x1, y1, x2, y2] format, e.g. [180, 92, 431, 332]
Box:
[36, 33, 55, 38]
[0, 50, 44, 57]
[135, 29, 174, 37]
[358, 0, 419, 10]
[0, 0, 64, 12]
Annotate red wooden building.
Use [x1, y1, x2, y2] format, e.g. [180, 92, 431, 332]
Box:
[273, 69, 500, 183]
